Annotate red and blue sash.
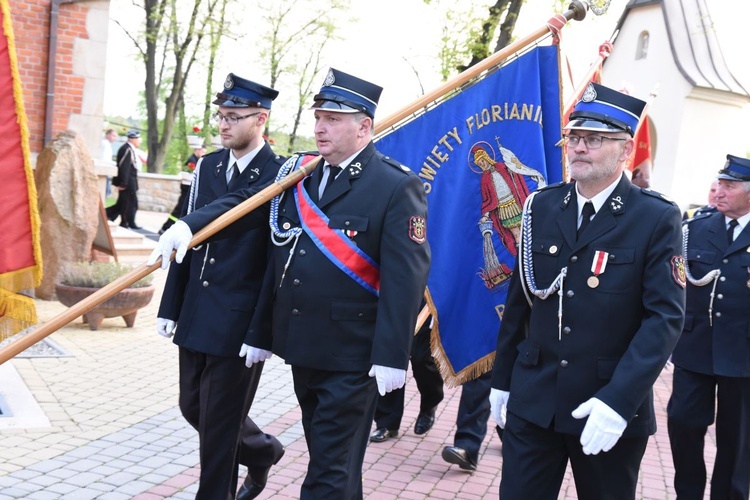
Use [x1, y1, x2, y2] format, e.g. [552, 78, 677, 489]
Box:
[294, 179, 380, 296]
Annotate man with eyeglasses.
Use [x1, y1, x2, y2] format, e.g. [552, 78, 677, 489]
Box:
[667, 155, 750, 500]
[151, 73, 285, 500]
[489, 82, 685, 499]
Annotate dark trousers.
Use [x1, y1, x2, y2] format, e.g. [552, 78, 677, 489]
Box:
[374, 320, 443, 430]
[292, 366, 378, 500]
[161, 184, 190, 232]
[667, 366, 750, 500]
[500, 412, 647, 500]
[453, 370, 492, 462]
[179, 348, 283, 500]
[106, 188, 138, 227]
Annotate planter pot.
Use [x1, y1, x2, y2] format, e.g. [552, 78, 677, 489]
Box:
[55, 283, 155, 331]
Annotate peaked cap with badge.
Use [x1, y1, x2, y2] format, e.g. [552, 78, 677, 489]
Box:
[213, 73, 279, 109]
[311, 68, 383, 118]
[126, 130, 140, 139]
[565, 82, 646, 137]
[718, 154, 750, 182]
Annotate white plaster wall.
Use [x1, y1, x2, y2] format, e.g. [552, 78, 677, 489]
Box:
[603, 3, 693, 200]
[671, 89, 749, 209]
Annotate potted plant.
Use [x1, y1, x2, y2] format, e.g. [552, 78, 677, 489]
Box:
[55, 262, 155, 331]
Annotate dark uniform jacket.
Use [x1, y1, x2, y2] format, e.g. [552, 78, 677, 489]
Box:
[157, 143, 285, 357]
[491, 173, 685, 438]
[247, 142, 431, 373]
[671, 211, 750, 377]
[113, 142, 139, 191]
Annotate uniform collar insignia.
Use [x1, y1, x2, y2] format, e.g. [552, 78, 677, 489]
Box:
[609, 194, 624, 212]
[347, 161, 363, 177]
[562, 186, 573, 208]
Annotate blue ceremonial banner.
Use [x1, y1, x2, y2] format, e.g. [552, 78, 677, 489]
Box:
[376, 46, 563, 385]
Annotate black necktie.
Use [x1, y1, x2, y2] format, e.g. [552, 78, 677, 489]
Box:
[727, 219, 739, 245]
[227, 163, 238, 186]
[578, 201, 595, 239]
[322, 165, 341, 195]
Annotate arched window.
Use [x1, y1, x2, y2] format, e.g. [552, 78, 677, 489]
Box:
[636, 31, 649, 60]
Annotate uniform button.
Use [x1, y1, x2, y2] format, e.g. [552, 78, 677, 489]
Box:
[209, 258, 215, 264]
[717, 294, 723, 300]
[723, 259, 729, 264]
[292, 309, 300, 316]
[299, 249, 306, 256]
[293, 279, 300, 286]
[562, 327, 571, 335]
[202, 281, 209, 287]
[570, 255, 578, 263]
[715, 311, 722, 318]
[720, 276, 726, 282]
[358, 312, 364, 318]
[566, 290, 574, 298]
[560, 360, 569, 368]
[345, 221, 351, 226]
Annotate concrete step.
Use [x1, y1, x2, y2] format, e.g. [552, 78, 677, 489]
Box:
[106, 223, 158, 263]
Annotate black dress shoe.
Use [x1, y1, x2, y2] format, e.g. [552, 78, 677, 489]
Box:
[369, 427, 398, 443]
[129, 224, 143, 230]
[236, 447, 285, 500]
[414, 406, 437, 435]
[441, 445, 477, 471]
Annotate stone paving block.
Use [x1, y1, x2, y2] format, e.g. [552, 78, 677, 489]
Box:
[46, 467, 79, 480]
[64, 471, 106, 487]
[27, 473, 61, 487]
[59, 488, 101, 500]
[110, 480, 155, 496]
[95, 493, 132, 500]
[25, 491, 60, 500]
[99, 470, 140, 487]
[43, 482, 79, 495]
[65, 458, 103, 472]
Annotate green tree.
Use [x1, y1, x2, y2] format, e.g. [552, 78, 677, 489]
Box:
[116, 0, 220, 173]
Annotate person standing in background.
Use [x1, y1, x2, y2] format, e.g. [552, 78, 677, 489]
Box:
[106, 130, 142, 229]
[668, 155, 750, 500]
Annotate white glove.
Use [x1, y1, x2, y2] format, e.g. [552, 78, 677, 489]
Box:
[147, 220, 193, 270]
[156, 317, 176, 338]
[368, 365, 406, 396]
[489, 388, 510, 429]
[238, 344, 272, 368]
[571, 397, 627, 455]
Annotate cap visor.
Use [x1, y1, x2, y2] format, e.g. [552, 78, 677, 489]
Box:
[310, 100, 360, 113]
[564, 118, 627, 134]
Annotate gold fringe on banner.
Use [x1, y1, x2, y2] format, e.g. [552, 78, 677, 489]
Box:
[0, 0, 43, 342]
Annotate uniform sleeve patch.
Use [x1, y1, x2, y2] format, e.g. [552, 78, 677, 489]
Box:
[671, 256, 686, 288]
[409, 216, 427, 244]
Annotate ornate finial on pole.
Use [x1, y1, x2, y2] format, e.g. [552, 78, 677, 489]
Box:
[587, 0, 613, 16]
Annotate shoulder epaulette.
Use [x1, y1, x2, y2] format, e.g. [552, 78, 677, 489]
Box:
[203, 148, 225, 159]
[382, 155, 412, 174]
[684, 211, 714, 224]
[536, 181, 567, 192]
[642, 188, 677, 206]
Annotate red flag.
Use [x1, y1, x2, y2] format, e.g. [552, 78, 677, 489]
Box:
[0, 0, 42, 340]
[628, 114, 652, 188]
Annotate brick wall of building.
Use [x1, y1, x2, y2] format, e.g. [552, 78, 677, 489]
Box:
[11, 0, 90, 155]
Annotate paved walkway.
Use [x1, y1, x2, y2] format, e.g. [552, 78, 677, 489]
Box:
[0, 212, 715, 499]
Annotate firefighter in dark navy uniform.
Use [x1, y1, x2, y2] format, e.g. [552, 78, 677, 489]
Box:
[253, 68, 430, 499]
[489, 82, 686, 499]
[150, 73, 285, 500]
[668, 154, 750, 500]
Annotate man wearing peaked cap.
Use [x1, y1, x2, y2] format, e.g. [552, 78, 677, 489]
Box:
[106, 129, 143, 229]
[668, 153, 750, 499]
[150, 72, 285, 500]
[490, 82, 685, 499]
[310, 67, 383, 118]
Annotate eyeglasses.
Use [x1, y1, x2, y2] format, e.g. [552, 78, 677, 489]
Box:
[212, 111, 261, 126]
[562, 135, 627, 149]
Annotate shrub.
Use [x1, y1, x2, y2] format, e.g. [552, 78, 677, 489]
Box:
[58, 262, 154, 289]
